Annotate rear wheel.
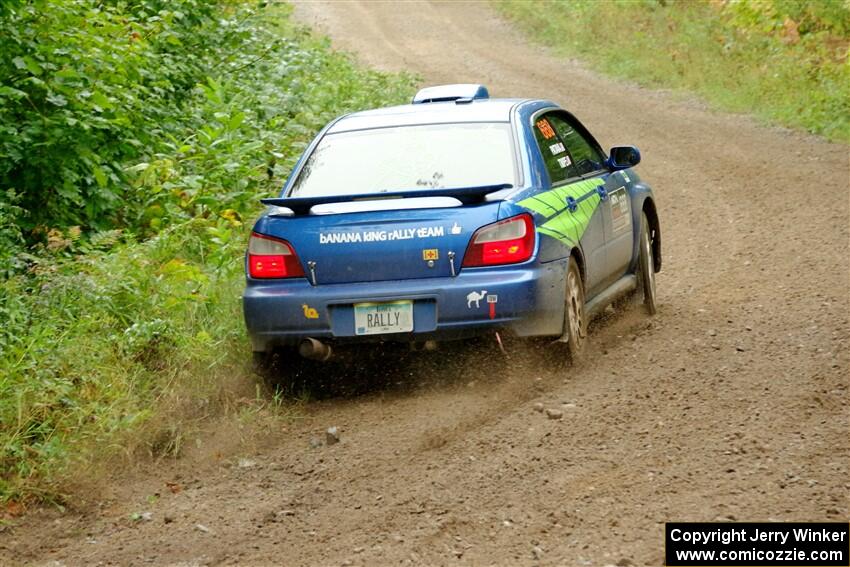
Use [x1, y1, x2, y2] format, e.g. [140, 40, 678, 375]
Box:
[636, 211, 657, 315]
[563, 256, 587, 361]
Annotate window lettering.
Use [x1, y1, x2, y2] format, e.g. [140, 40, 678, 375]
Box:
[536, 118, 556, 140]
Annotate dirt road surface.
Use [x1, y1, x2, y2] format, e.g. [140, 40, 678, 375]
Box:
[2, 2, 848, 566]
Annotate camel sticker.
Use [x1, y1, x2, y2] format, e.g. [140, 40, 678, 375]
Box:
[466, 290, 488, 309]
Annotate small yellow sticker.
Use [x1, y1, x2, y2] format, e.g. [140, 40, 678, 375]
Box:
[302, 304, 319, 319]
[422, 249, 439, 261]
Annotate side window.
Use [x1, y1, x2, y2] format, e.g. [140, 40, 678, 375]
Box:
[548, 114, 606, 176]
[533, 115, 578, 185]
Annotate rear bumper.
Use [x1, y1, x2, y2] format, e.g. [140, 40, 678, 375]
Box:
[243, 259, 568, 352]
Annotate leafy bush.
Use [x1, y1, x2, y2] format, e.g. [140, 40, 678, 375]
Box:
[1, 0, 219, 230]
[0, 1, 414, 503]
[0, 0, 413, 235]
[496, 0, 850, 142]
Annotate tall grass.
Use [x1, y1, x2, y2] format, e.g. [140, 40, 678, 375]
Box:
[496, 0, 850, 142]
[0, 223, 245, 501]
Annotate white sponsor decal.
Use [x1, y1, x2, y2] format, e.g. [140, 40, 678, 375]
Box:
[319, 225, 445, 245]
[557, 155, 572, 169]
[609, 187, 631, 235]
[548, 142, 565, 155]
[450, 222, 462, 235]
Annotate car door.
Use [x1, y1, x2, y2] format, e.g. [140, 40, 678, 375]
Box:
[548, 113, 633, 286]
[531, 112, 608, 297]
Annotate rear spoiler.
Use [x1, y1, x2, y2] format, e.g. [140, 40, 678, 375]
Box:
[260, 184, 513, 216]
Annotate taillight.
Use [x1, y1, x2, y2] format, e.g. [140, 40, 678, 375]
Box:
[462, 213, 535, 267]
[247, 232, 305, 279]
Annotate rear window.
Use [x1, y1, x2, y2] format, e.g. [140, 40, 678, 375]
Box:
[289, 122, 516, 197]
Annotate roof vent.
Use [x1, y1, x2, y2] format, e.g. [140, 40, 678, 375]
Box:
[412, 84, 490, 104]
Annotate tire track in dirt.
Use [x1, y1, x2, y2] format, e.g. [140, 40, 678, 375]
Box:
[2, 2, 847, 566]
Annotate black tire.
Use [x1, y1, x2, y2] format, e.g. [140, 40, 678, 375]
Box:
[252, 348, 309, 397]
[563, 256, 587, 361]
[636, 211, 658, 315]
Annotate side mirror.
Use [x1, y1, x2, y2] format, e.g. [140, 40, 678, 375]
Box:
[608, 146, 641, 170]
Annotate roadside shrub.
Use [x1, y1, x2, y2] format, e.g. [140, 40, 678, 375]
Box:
[0, 0, 413, 235]
[0, 2, 414, 503]
[0, 221, 241, 500]
[0, 0, 220, 230]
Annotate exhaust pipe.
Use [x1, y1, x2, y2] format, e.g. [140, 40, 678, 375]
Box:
[299, 337, 332, 361]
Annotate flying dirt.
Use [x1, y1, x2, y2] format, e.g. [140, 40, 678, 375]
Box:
[2, 2, 847, 565]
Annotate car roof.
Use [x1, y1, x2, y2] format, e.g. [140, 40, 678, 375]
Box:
[326, 98, 534, 134]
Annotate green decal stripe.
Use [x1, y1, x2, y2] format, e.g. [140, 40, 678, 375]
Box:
[519, 178, 605, 244]
[537, 225, 575, 246]
[518, 178, 603, 212]
[528, 191, 564, 214]
[543, 192, 600, 243]
[523, 195, 559, 217]
[542, 209, 574, 244]
[579, 194, 598, 219]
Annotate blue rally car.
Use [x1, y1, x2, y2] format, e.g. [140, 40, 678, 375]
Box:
[244, 84, 661, 386]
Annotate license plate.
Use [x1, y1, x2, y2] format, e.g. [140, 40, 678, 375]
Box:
[354, 300, 414, 335]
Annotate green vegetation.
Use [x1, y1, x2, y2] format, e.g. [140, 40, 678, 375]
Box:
[0, 0, 413, 504]
[496, 0, 850, 142]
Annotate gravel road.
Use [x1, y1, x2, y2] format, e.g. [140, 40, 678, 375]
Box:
[2, 1, 847, 565]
